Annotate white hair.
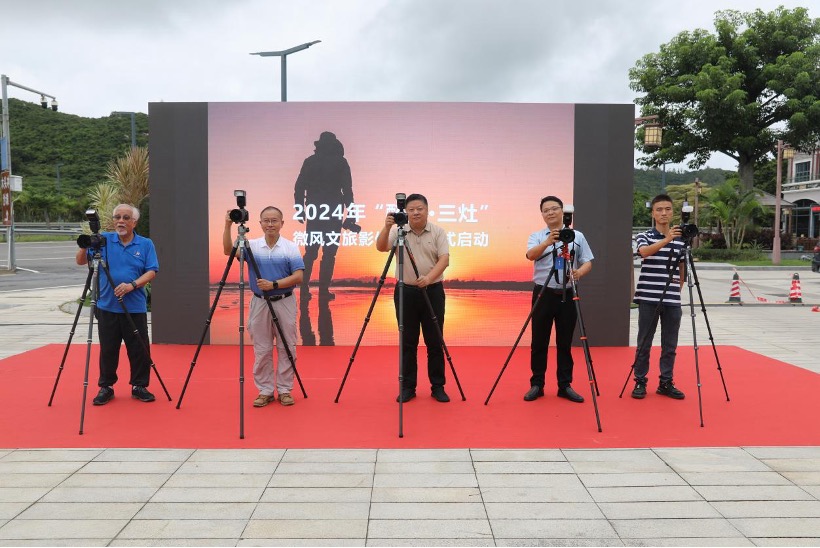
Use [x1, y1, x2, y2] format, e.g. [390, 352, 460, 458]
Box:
[113, 203, 140, 221]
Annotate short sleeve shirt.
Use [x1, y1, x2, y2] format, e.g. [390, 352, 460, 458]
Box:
[92, 232, 159, 314]
[633, 228, 685, 306]
[386, 223, 449, 283]
[246, 236, 305, 296]
[527, 229, 594, 287]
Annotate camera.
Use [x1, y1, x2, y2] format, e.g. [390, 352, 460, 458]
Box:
[558, 205, 575, 244]
[390, 192, 408, 226]
[679, 205, 698, 241]
[229, 190, 249, 224]
[342, 217, 362, 233]
[76, 209, 107, 250]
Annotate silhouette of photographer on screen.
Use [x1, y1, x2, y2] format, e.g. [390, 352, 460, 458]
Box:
[294, 131, 356, 305]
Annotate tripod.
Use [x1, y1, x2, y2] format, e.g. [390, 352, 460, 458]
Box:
[620, 239, 730, 426]
[335, 224, 465, 438]
[176, 222, 307, 439]
[49, 247, 171, 434]
[485, 240, 602, 431]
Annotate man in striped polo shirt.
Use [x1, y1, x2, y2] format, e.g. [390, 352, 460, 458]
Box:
[631, 194, 686, 400]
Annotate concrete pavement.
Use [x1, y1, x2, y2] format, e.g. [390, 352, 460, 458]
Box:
[0, 267, 819, 546]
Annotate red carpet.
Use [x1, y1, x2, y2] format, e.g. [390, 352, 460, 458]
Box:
[1, 344, 819, 448]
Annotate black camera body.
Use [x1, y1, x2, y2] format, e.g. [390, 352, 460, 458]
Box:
[342, 217, 362, 233]
[76, 209, 107, 250]
[391, 192, 408, 226]
[679, 205, 698, 241]
[229, 190, 249, 224]
[558, 205, 575, 244]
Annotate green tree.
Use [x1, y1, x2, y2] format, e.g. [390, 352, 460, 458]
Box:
[633, 190, 652, 226]
[705, 179, 762, 249]
[630, 7, 820, 190]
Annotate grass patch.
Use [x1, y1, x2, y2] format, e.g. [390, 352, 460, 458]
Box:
[727, 259, 810, 267]
[0, 234, 77, 243]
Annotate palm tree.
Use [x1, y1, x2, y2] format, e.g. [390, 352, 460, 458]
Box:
[85, 146, 150, 232]
[705, 179, 762, 249]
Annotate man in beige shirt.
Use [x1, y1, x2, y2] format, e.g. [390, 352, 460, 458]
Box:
[376, 194, 450, 403]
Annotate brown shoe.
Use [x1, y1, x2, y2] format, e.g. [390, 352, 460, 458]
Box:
[278, 392, 295, 406]
[253, 393, 274, 407]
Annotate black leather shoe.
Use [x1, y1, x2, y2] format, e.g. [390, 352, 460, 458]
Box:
[93, 386, 114, 406]
[557, 385, 584, 403]
[131, 385, 156, 402]
[523, 385, 544, 401]
[657, 381, 685, 400]
[431, 385, 450, 403]
[631, 381, 647, 399]
[396, 389, 416, 403]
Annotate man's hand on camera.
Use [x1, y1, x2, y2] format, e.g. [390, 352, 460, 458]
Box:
[225, 210, 233, 225]
[545, 229, 559, 246]
[384, 214, 396, 227]
[667, 226, 682, 241]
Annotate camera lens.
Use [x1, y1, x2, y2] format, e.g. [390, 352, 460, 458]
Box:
[229, 208, 249, 223]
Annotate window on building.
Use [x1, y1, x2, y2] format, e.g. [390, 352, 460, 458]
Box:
[794, 161, 811, 183]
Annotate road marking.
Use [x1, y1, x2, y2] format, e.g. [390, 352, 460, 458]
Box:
[16, 257, 78, 261]
[15, 267, 40, 273]
[0, 284, 83, 294]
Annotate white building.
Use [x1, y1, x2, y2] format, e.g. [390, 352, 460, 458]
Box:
[783, 149, 820, 239]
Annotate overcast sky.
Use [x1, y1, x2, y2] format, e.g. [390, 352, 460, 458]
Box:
[2, 0, 811, 170]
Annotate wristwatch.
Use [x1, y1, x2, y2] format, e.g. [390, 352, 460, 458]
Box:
[130, 281, 138, 290]
[272, 280, 279, 289]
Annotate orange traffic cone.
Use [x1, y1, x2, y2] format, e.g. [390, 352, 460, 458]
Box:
[812, 306, 819, 312]
[726, 272, 742, 304]
[788, 273, 803, 304]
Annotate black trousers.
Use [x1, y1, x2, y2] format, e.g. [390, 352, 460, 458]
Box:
[393, 282, 446, 391]
[96, 308, 151, 388]
[530, 285, 577, 389]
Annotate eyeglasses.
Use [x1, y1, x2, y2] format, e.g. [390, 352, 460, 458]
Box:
[260, 219, 280, 225]
[542, 206, 562, 214]
[113, 215, 133, 221]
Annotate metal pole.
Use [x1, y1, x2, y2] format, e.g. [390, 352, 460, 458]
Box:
[773, 140, 783, 265]
[281, 56, 287, 102]
[129, 113, 136, 148]
[1, 75, 15, 272]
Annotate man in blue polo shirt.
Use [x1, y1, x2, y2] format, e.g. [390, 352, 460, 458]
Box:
[75, 204, 159, 405]
[523, 196, 594, 404]
[223, 206, 304, 407]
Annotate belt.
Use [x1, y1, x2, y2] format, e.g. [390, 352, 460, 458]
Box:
[535, 284, 573, 295]
[253, 291, 293, 302]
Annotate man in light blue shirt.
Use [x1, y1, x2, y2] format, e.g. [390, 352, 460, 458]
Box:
[223, 206, 305, 407]
[523, 196, 594, 403]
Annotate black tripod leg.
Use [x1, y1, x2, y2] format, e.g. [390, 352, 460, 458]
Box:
[177, 245, 238, 409]
[80, 259, 102, 435]
[49, 266, 94, 406]
[99, 260, 172, 401]
[570, 280, 602, 432]
[335, 246, 395, 402]
[688, 256, 730, 402]
[403, 242, 465, 401]
[485, 284, 550, 405]
[683, 251, 705, 427]
[244, 246, 307, 399]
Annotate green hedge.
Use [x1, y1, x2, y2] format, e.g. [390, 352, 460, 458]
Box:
[691, 247, 765, 261]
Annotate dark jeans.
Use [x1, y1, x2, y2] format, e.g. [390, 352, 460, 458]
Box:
[96, 308, 151, 388]
[393, 282, 446, 391]
[633, 301, 682, 383]
[530, 286, 576, 389]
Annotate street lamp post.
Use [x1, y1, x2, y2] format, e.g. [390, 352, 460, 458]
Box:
[773, 140, 795, 265]
[112, 111, 137, 148]
[1, 74, 58, 272]
[250, 40, 321, 101]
